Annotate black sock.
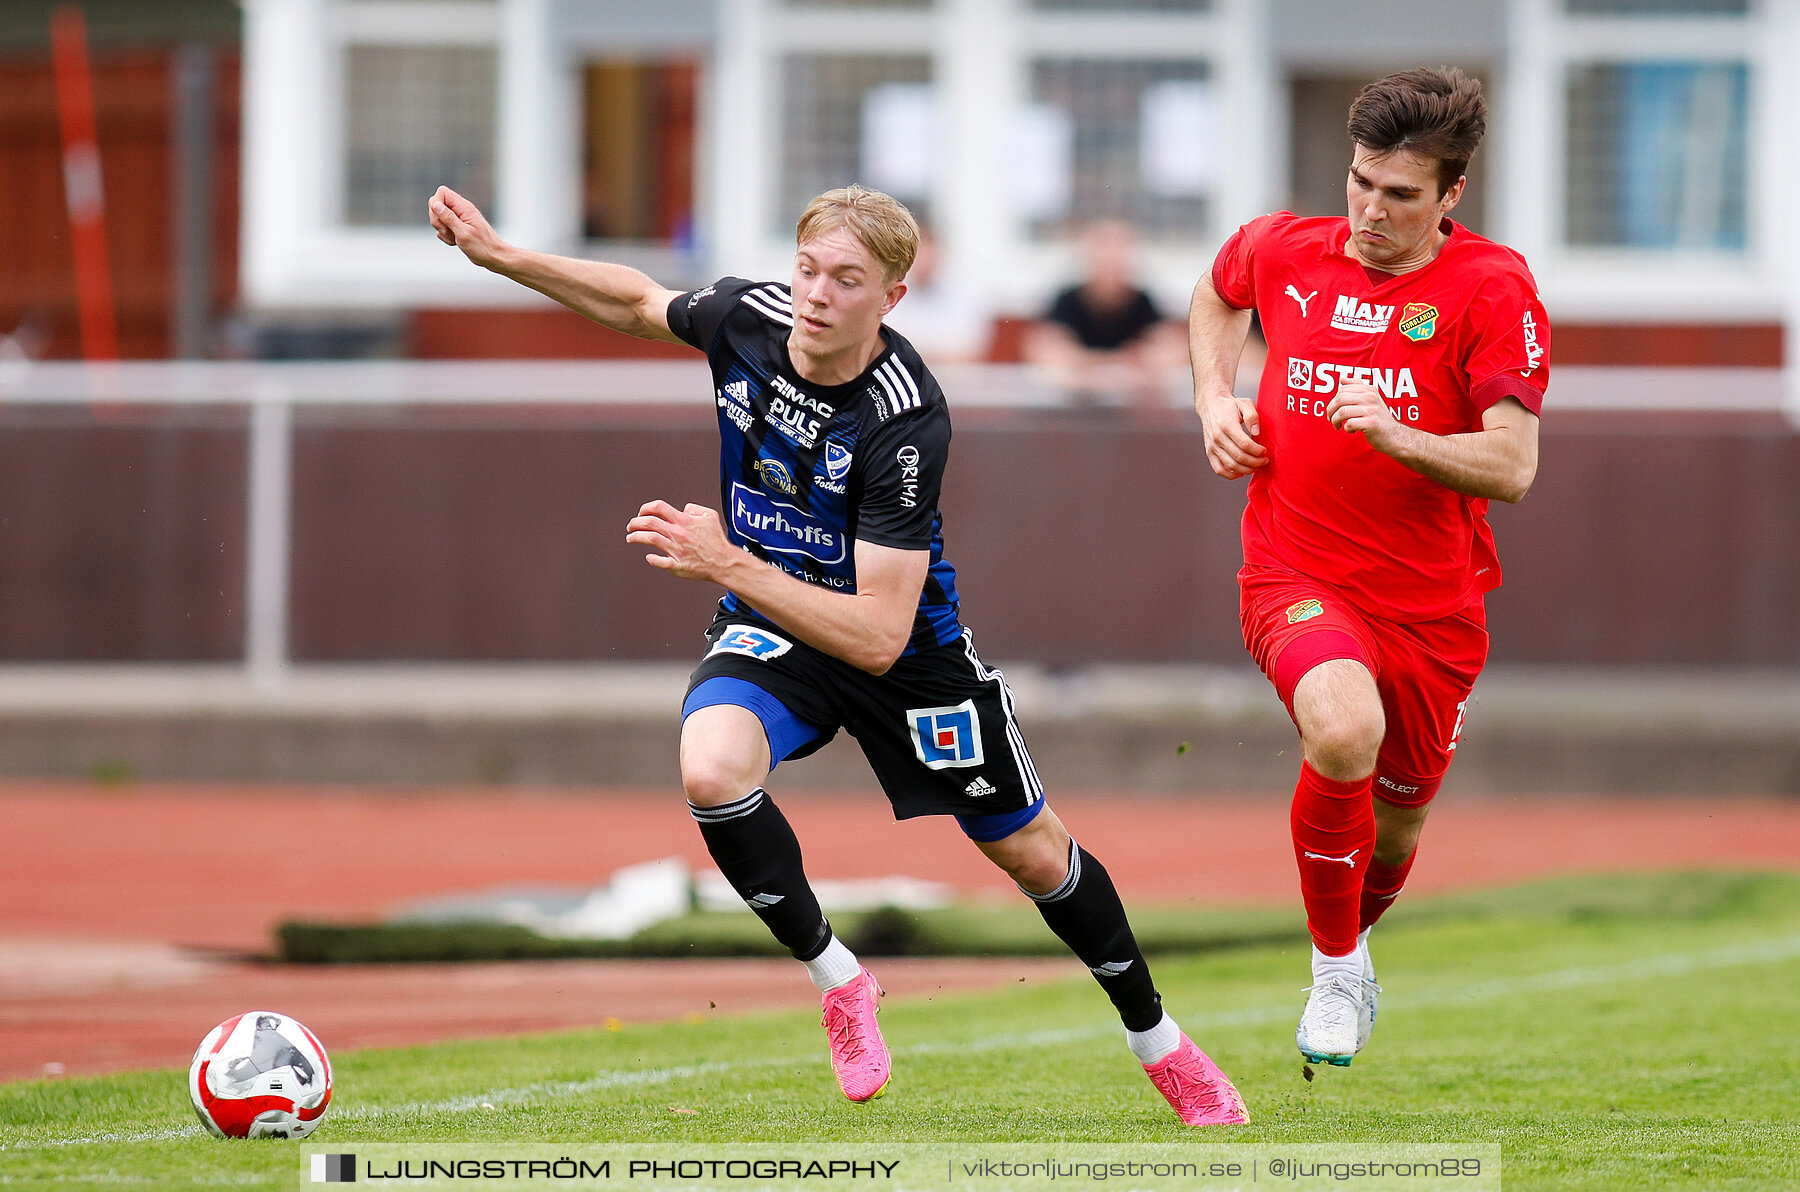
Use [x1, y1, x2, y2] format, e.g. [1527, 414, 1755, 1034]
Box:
[690, 788, 831, 960]
[1023, 839, 1163, 1032]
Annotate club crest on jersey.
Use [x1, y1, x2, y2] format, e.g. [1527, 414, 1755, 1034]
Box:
[1399, 303, 1439, 342]
[1286, 599, 1324, 624]
[754, 457, 798, 496]
[908, 699, 984, 769]
[1331, 295, 1395, 335]
[729, 483, 846, 564]
[824, 442, 853, 482]
[705, 625, 794, 661]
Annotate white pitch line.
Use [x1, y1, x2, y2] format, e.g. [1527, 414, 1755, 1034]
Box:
[9, 931, 1800, 1151]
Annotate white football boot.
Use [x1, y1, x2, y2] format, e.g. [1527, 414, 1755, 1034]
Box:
[1296, 972, 1375, 1066]
[1358, 933, 1381, 1051]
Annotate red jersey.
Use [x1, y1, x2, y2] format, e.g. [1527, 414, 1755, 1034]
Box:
[1211, 212, 1550, 622]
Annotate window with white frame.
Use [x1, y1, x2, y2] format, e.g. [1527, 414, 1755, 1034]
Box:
[780, 54, 936, 225]
[782, 0, 932, 8]
[581, 58, 699, 245]
[1565, 60, 1748, 251]
[1551, 0, 1755, 256]
[1030, 0, 1212, 10]
[1028, 58, 1216, 238]
[1565, 0, 1744, 13]
[343, 44, 498, 226]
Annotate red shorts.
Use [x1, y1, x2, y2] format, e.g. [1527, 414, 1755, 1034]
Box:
[1239, 565, 1489, 807]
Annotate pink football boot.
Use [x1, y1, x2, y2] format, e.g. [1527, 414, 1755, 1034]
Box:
[820, 967, 891, 1102]
[1143, 1034, 1249, 1125]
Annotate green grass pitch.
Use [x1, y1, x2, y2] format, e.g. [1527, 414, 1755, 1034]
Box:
[3, 872, 1797, 1190]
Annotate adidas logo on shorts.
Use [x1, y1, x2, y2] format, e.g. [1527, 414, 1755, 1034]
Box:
[963, 776, 998, 797]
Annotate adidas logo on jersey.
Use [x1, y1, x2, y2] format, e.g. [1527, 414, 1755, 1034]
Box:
[718, 380, 753, 433]
[963, 776, 998, 797]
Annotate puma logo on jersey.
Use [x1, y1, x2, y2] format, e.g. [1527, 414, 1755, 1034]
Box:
[1303, 849, 1360, 868]
[1090, 960, 1135, 977]
[1285, 285, 1317, 316]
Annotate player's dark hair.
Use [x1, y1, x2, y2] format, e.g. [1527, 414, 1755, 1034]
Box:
[1346, 67, 1487, 197]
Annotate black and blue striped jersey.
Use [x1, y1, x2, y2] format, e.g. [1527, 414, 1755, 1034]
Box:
[666, 277, 963, 654]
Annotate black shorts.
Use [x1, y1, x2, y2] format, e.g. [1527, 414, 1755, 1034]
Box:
[682, 612, 1046, 826]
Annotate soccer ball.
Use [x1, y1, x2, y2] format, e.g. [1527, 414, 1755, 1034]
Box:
[188, 1011, 333, 1139]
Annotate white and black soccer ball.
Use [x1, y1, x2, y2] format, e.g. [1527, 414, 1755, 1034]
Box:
[188, 1011, 333, 1139]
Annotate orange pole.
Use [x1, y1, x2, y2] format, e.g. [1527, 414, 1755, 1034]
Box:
[50, 4, 120, 361]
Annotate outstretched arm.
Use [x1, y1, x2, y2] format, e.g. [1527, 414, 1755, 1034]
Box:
[428, 186, 684, 345]
[1188, 272, 1266, 479]
[1328, 387, 1539, 502]
[625, 501, 927, 675]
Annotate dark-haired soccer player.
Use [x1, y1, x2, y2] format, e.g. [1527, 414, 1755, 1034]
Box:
[1188, 67, 1549, 1066]
[430, 183, 1246, 1124]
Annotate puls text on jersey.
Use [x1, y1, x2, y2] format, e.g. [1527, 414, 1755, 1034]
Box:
[768, 376, 834, 448]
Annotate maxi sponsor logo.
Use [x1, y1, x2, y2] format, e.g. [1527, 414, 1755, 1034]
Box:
[730, 483, 845, 564]
[1330, 294, 1395, 334]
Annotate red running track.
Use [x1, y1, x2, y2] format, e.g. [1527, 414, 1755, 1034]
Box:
[3, 783, 1796, 1081]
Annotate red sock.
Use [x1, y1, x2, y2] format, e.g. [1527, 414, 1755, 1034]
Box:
[1290, 761, 1375, 956]
[1358, 851, 1415, 932]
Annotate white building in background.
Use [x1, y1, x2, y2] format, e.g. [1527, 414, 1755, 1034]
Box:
[241, 0, 1798, 383]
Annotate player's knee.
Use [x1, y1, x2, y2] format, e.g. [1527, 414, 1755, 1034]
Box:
[981, 831, 1072, 896]
[1304, 711, 1384, 778]
[681, 751, 761, 808]
[1001, 848, 1069, 897]
[1372, 833, 1419, 868]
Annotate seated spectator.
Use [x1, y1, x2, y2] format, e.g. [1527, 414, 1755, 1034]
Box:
[1026, 220, 1184, 406]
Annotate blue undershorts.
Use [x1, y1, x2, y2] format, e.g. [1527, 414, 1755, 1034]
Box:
[682, 676, 825, 767]
[681, 675, 1049, 842]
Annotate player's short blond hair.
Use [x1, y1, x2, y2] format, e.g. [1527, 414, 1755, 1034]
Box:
[795, 186, 919, 285]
